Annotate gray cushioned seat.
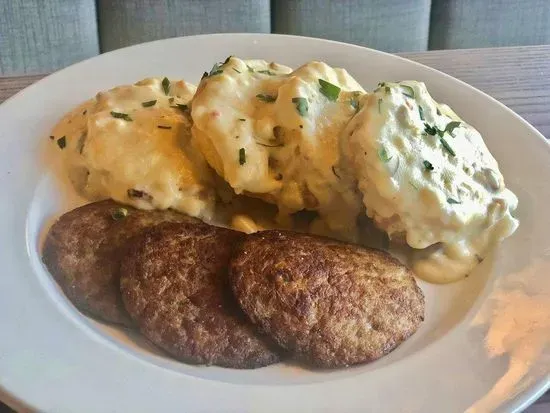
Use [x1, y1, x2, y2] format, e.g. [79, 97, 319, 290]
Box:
[0, 0, 99, 75]
[272, 0, 432, 52]
[98, 0, 271, 52]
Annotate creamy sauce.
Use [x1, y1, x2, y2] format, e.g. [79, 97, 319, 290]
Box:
[341, 81, 519, 283]
[50, 64, 519, 284]
[192, 57, 365, 240]
[50, 77, 217, 220]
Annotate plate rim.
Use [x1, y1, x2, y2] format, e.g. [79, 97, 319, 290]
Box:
[0, 32, 548, 413]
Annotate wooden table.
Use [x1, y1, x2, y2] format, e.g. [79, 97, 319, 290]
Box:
[0, 45, 548, 413]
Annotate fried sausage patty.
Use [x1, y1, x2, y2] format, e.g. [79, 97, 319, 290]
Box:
[42, 200, 194, 326]
[229, 230, 424, 368]
[120, 222, 281, 368]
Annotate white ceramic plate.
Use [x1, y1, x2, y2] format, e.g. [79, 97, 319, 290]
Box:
[1, 34, 549, 413]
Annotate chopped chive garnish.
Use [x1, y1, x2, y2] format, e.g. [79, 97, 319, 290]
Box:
[378, 98, 382, 113]
[111, 207, 128, 220]
[332, 166, 341, 179]
[318, 79, 341, 101]
[258, 69, 275, 76]
[424, 123, 439, 136]
[447, 198, 461, 204]
[162, 77, 170, 95]
[378, 147, 392, 163]
[256, 94, 276, 103]
[400, 84, 415, 99]
[239, 148, 246, 165]
[158, 125, 172, 129]
[201, 71, 208, 80]
[110, 111, 132, 121]
[409, 181, 419, 190]
[385, 86, 391, 94]
[440, 137, 456, 156]
[378, 82, 386, 87]
[423, 160, 434, 171]
[247, 65, 254, 73]
[418, 105, 425, 120]
[209, 63, 223, 76]
[142, 100, 157, 107]
[223, 55, 233, 65]
[57, 136, 66, 149]
[292, 97, 308, 116]
[444, 121, 461, 136]
[436, 107, 441, 115]
[233, 68, 241, 73]
[238, 118, 246, 121]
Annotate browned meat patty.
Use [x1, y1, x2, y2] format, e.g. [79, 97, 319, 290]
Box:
[229, 230, 425, 368]
[119, 222, 281, 369]
[42, 200, 195, 326]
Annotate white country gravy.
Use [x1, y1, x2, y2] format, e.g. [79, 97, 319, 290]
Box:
[341, 81, 518, 283]
[50, 77, 217, 220]
[49, 64, 519, 284]
[192, 57, 365, 240]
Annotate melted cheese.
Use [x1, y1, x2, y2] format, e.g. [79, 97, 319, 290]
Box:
[50, 77, 216, 220]
[341, 81, 519, 283]
[191, 57, 365, 238]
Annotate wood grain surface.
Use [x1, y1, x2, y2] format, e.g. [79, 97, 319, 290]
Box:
[0, 45, 548, 412]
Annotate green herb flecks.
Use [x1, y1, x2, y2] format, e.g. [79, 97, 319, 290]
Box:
[423, 160, 434, 171]
[378, 82, 386, 87]
[418, 105, 425, 120]
[378, 147, 392, 163]
[239, 148, 246, 165]
[247, 65, 254, 73]
[142, 100, 157, 107]
[238, 118, 246, 122]
[223, 55, 233, 65]
[162, 77, 170, 95]
[440, 137, 456, 157]
[436, 107, 441, 115]
[256, 94, 277, 103]
[447, 197, 461, 204]
[409, 181, 419, 190]
[111, 111, 132, 121]
[385, 86, 391, 94]
[258, 69, 275, 76]
[157, 125, 172, 130]
[209, 63, 223, 76]
[378, 98, 382, 113]
[444, 121, 461, 136]
[424, 123, 439, 136]
[111, 207, 128, 220]
[233, 68, 241, 73]
[56, 136, 66, 149]
[292, 97, 308, 116]
[400, 84, 415, 99]
[318, 79, 341, 101]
